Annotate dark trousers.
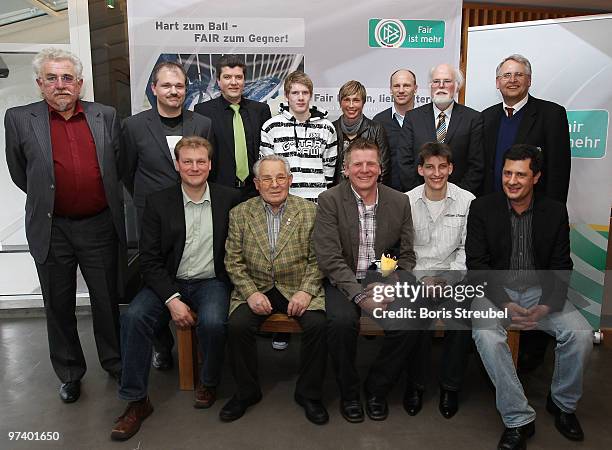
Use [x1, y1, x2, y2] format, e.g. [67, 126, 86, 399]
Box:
[325, 280, 422, 400]
[406, 329, 472, 392]
[35, 209, 121, 383]
[227, 288, 327, 401]
[406, 297, 473, 392]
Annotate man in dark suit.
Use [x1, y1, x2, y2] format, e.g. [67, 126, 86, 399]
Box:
[314, 138, 420, 423]
[194, 54, 271, 200]
[467, 145, 592, 450]
[122, 61, 212, 225]
[4, 48, 126, 403]
[481, 54, 571, 203]
[481, 54, 572, 372]
[373, 69, 417, 191]
[121, 61, 212, 370]
[111, 137, 241, 441]
[399, 63, 484, 194]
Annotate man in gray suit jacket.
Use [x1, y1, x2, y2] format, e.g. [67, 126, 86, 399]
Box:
[121, 61, 212, 369]
[4, 48, 126, 403]
[399, 64, 484, 194]
[314, 138, 420, 423]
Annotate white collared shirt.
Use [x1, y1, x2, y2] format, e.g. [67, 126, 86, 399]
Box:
[406, 182, 474, 282]
[433, 101, 454, 124]
[392, 103, 405, 127]
[503, 94, 529, 116]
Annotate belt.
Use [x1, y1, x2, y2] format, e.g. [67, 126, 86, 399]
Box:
[235, 178, 246, 188]
[54, 207, 109, 220]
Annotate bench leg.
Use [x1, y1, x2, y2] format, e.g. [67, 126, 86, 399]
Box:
[507, 330, 520, 368]
[177, 326, 197, 390]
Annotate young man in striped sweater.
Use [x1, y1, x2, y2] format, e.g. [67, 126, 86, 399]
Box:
[260, 71, 338, 203]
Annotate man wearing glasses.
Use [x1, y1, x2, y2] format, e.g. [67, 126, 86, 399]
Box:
[5, 48, 126, 403]
[398, 63, 484, 194]
[481, 54, 571, 203]
[480, 54, 572, 376]
[121, 61, 212, 372]
[220, 154, 328, 425]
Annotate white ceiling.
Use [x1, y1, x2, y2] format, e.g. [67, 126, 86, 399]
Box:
[479, 0, 612, 12]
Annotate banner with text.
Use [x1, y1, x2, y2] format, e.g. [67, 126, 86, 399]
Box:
[126, 0, 462, 118]
[466, 15, 612, 328]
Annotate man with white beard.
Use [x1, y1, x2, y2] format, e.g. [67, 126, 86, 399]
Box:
[398, 63, 484, 195]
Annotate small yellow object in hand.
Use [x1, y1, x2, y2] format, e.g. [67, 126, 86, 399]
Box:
[380, 253, 397, 277]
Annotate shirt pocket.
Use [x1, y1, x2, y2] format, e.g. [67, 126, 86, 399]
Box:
[442, 216, 465, 246]
[413, 221, 431, 246]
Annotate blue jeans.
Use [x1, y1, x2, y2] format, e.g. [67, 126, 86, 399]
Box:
[471, 287, 592, 427]
[118, 278, 230, 401]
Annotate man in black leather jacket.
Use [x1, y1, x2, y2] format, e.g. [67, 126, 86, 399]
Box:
[332, 80, 391, 186]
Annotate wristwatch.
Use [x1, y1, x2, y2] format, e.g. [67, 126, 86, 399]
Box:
[353, 292, 367, 305]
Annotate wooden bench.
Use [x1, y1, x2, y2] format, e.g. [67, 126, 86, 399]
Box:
[176, 313, 520, 390]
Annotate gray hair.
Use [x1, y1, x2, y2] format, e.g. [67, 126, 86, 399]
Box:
[429, 63, 464, 90]
[253, 154, 292, 178]
[32, 48, 83, 80]
[496, 54, 532, 77]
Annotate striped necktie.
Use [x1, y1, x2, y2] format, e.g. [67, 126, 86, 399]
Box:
[436, 111, 447, 143]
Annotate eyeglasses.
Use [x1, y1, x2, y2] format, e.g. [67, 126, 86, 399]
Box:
[257, 175, 289, 186]
[431, 79, 454, 87]
[497, 72, 528, 81]
[41, 74, 78, 85]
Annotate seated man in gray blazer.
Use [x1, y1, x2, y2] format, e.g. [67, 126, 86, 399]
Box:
[314, 138, 420, 423]
[121, 61, 212, 370]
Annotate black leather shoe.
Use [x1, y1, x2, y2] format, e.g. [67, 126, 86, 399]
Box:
[497, 421, 535, 450]
[340, 399, 364, 423]
[59, 381, 81, 403]
[546, 394, 584, 441]
[365, 393, 388, 421]
[295, 395, 329, 425]
[439, 389, 458, 419]
[151, 350, 173, 371]
[403, 389, 423, 416]
[219, 394, 261, 422]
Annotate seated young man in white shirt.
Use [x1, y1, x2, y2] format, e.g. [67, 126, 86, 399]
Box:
[405, 142, 475, 419]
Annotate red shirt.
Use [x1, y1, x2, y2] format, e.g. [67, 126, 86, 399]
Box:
[49, 102, 108, 217]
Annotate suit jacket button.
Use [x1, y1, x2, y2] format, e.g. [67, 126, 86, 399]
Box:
[47, 212, 52, 218]
[50, 184, 55, 189]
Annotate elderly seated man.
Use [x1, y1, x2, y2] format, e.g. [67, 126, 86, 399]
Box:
[220, 154, 328, 425]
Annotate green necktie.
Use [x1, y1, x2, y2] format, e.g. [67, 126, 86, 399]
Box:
[229, 104, 249, 181]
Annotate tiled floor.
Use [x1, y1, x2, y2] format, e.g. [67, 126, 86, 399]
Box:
[1, 315, 610, 449]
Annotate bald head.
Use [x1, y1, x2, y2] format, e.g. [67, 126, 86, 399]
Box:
[390, 69, 417, 112]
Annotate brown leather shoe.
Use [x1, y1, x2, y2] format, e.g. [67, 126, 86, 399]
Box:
[194, 384, 216, 409]
[110, 397, 153, 441]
